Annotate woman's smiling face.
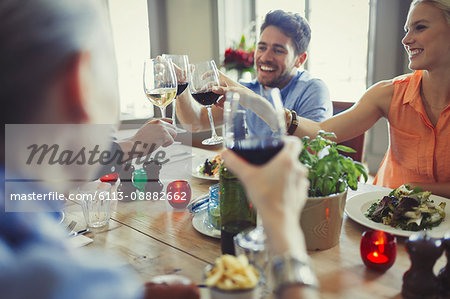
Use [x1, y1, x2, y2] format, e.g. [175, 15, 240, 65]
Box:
[402, 2, 450, 71]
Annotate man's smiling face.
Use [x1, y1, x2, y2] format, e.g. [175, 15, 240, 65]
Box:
[254, 25, 302, 89]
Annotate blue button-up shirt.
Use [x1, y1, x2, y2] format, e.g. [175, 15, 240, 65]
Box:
[242, 70, 332, 136]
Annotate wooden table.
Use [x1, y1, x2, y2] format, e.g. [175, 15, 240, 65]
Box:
[64, 146, 447, 299]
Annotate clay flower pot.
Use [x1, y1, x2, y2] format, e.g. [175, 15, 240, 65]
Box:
[300, 190, 348, 251]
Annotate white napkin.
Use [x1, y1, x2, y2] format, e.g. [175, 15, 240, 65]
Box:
[67, 235, 93, 248]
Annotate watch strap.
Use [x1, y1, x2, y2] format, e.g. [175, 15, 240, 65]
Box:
[287, 110, 298, 135]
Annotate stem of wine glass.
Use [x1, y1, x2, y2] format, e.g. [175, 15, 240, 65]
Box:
[171, 98, 177, 123]
[206, 106, 218, 138]
[160, 106, 166, 118]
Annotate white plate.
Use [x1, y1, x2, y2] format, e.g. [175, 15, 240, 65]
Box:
[191, 164, 219, 181]
[192, 209, 220, 239]
[345, 191, 450, 238]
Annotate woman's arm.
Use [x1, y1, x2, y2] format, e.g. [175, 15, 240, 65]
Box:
[292, 80, 394, 142]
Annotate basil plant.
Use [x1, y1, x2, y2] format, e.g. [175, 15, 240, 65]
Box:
[299, 131, 368, 197]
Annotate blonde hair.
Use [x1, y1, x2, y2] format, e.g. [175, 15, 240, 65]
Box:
[411, 0, 450, 24]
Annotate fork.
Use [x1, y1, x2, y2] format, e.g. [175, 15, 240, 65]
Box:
[66, 220, 76, 234]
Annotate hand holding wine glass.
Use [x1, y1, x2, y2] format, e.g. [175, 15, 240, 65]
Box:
[189, 60, 223, 145]
[221, 137, 308, 254]
[143, 57, 177, 118]
[220, 88, 286, 256]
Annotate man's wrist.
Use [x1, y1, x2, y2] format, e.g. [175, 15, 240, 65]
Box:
[287, 110, 298, 135]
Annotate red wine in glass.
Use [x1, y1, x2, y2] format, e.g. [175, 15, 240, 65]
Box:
[230, 138, 284, 165]
[189, 60, 223, 145]
[176, 82, 188, 96]
[191, 91, 220, 106]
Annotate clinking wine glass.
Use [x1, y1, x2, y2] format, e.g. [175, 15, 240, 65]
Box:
[162, 54, 190, 123]
[189, 60, 223, 145]
[143, 57, 177, 118]
[223, 88, 286, 294]
[224, 88, 286, 164]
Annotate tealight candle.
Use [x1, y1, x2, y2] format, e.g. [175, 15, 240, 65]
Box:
[166, 180, 191, 210]
[360, 230, 397, 272]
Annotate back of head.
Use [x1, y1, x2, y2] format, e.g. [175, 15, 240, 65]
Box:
[410, 0, 450, 23]
[260, 10, 311, 55]
[0, 0, 114, 127]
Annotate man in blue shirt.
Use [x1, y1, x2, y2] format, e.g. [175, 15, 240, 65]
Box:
[176, 10, 331, 132]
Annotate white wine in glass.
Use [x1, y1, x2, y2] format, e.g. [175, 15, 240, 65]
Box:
[143, 58, 177, 118]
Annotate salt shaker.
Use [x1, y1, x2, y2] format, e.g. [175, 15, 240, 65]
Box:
[117, 162, 137, 201]
[402, 232, 443, 299]
[143, 160, 163, 195]
[438, 231, 450, 298]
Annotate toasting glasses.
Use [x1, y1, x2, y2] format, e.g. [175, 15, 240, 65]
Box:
[189, 60, 223, 145]
[223, 88, 286, 163]
[162, 54, 190, 123]
[143, 57, 177, 118]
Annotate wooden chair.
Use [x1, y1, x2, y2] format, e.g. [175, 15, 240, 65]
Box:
[332, 101, 366, 163]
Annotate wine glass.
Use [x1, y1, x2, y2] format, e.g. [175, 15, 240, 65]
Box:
[162, 54, 190, 123]
[223, 88, 286, 163]
[223, 88, 286, 294]
[143, 57, 177, 118]
[189, 60, 223, 145]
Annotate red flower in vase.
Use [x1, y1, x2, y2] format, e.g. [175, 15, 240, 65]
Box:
[223, 35, 255, 73]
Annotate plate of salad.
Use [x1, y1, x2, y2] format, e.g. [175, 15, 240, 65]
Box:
[345, 185, 449, 237]
[191, 155, 222, 181]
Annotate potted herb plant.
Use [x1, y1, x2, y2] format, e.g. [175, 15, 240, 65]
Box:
[299, 131, 368, 250]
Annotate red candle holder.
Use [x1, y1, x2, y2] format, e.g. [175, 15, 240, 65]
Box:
[166, 180, 191, 210]
[100, 173, 119, 184]
[360, 230, 397, 272]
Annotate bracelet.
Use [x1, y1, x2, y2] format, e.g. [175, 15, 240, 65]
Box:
[272, 252, 318, 295]
[287, 110, 298, 135]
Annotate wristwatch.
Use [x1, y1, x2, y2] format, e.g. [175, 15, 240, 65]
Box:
[272, 252, 318, 295]
[287, 110, 298, 135]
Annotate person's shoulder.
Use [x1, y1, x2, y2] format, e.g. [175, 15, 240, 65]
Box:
[296, 70, 327, 89]
[391, 72, 417, 85]
[361, 79, 396, 116]
[365, 79, 395, 100]
[296, 70, 320, 81]
[368, 72, 417, 92]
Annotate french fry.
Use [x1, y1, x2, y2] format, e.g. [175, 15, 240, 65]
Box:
[205, 254, 259, 290]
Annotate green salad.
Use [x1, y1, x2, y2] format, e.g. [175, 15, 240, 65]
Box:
[365, 184, 446, 231]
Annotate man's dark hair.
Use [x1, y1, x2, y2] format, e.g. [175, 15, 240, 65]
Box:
[260, 10, 311, 55]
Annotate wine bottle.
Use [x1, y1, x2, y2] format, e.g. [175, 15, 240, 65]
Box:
[219, 165, 256, 255]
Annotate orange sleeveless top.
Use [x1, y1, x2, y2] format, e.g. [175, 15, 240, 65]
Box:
[373, 70, 450, 188]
